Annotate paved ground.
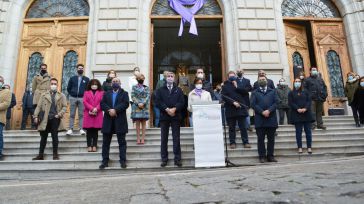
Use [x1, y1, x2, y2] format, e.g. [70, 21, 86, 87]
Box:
[1, 157, 364, 204]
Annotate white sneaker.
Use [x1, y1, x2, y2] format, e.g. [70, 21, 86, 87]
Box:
[80, 129, 86, 135]
[66, 129, 73, 136]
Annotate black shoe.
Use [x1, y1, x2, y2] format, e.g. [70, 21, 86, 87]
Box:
[259, 157, 265, 163]
[317, 126, 327, 130]
[161, 161, 168, 167]
[174, 160, 182, 167]
[356, 122, 361, 127]
[311, 125, 316, 130]
[267, 157, 278, 162]
[120, 162, 127, 169]
[32, 155, 44, 160]
[99, 163, 108, 169]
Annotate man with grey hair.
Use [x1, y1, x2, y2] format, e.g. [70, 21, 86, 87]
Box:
[253, 70, 275, 90]
[0, 76, 12, 160]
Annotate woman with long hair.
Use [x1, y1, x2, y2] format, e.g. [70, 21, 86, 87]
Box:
[83, 79, 104, 152]
[288, 77, 314, 154]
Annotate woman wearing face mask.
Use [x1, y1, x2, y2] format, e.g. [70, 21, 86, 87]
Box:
[102, 70, 117, 91]
[187, 78, 212, 126]
[344, 72, 361, 127]
[288, 78, 314, 154]
[131, 74, 150, 144]
[83, 79, 104, 152]
[276, 78, 291, 125]
[352, 76, 364, 125]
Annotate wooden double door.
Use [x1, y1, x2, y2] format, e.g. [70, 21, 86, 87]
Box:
[285, 20, 352, 113]
[12, 17, 89, 129]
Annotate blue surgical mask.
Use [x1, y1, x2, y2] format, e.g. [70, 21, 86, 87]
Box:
[294, 82, 301, 89]
[360, 82, 364, 87]
[311, 70, 318, 76]
[348, 75, 354, 81]
[228, 76, 236, 81]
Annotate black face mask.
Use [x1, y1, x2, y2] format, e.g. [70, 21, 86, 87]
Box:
[40, 70, 47, 76]
[77, 70, 84, 75]
[137, 80, 144, 84]
[237, 73, 243, 78]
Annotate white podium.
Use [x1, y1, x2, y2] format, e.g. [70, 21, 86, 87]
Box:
[192, 102, 225, 168]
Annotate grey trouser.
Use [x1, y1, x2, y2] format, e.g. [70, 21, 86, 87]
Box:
[69, 96, 84, 130]
[311, 100, 324, 127]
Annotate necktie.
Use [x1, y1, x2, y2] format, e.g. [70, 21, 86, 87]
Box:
[168, 85, 172, 93]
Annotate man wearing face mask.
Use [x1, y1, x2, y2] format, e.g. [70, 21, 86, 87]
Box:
[66, 64, 90, 136]
[189, 68, 214, 98]
[32, 64, 51, 108]
[251, 75, 279, 163]
[0, 76, 11, 160]
[99, 78, 129, 169]
[4, 84, 16, 130]
[276, 78, 291, 125]
[253, 70, 275, 90]
[32, 78, 67, 160]
[304, 67, 328, 130]
[344, 72, 360, 127]
[156, 72, 185, 167]
[236, 68, 253, 131]
[222, 71, 251, 149]
[21, 84, 36, 130]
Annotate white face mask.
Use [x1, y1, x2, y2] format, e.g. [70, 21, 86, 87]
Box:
[50, 85, 57, 92]
[300, 76, 304, 80]
[29, 88, 32, 92]
[109, 74, 115, 78]
[91, 85, 98, 90]
[0, 82, 3, 88]
[197, 73, 204, 79]
[279, 81, 286, 86]
[195, 84, 203, 90]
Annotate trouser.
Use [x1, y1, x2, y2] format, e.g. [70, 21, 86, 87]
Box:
[38, 118, 60, 154]
[69, 96, 84, 130]
[0, 123, 3, 155]
[21, 108, 35, 129]
[86, 128, 99, 147]
[101, 122, 127, 164]
[311, 100, 324, 127]
[227, 116, 249, 145]
[256, 127, 276, 158]
[294, 122, 312, 148]
[160, 119, 181, 162]
[278, 108, 290, 125]
[153, 105, 160, 127]
[245, 116, 250, 128]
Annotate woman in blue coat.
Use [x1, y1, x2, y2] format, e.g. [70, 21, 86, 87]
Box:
[288, 77, 314, 154]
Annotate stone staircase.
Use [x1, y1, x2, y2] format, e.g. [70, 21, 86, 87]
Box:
[1, 116, 363, 171]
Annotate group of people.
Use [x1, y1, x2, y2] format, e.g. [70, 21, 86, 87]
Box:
[0, 63, 363, 166]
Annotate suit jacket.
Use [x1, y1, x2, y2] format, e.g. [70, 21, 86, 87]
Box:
[221, 80, 249, 118]
[156, 83, 185, 121]
[236, 77, 252, 107]
[101, 89, 129, 134]
[251, 87, 278, 128]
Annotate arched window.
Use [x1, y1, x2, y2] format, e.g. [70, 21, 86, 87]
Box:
[292, 52, 304, 78]
[151, 0, 222, 16]
[62, 51, 78, 95]
[326, 50, 345, 97]
[26, 52, 43, 87]
[281, 0, 340, 18]
[26, 0, 89, 19]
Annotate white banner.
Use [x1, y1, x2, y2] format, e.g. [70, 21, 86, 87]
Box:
[192, 103, 225, 168]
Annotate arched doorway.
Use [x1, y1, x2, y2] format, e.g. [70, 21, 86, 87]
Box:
[12, 0, 90, 129]
[282, 0, 352, 114]
[150, 0, 224, 126]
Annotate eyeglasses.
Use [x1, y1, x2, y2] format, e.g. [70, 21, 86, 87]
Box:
[50, 83, 57, 85]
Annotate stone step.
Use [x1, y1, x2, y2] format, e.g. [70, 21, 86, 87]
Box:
[0, 151, 362, 171]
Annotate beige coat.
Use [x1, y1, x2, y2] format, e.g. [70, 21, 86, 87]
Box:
[188, 90, 212, 112]
[34, 91, 67, 131]
[32, 73, 51, 105]
[0, 89, 11, 125]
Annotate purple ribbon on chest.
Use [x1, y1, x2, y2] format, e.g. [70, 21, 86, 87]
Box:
[168, 0, 205, 36]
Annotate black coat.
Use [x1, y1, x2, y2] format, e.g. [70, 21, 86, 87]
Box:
[236, 77, 252, 107]
[251, 88, 278, 128]
[156, 83, 185, 121]
[304, 76, 328, 102]
[352, 87, 364, 110]
[22, 91, 34, 109]
[288, 90, 314, 124]
[221, 80, 249, 118]
[101, 89, 129, 134]
[66, 75, 90, 98]
[6, 93, 16, 119]
[253, 78, 275, 90]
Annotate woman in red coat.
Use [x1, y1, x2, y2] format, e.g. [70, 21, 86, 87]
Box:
[83, 79, 104, 152]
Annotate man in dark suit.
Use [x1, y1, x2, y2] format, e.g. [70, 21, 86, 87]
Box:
[251, 75, 279, 163]
[222, 71, 251, 149]
[236, 68, 253, 132]
[99, 77, 129, 169]
[253, 70, 275, 90]
[156, 72, 185, 167]
[21, 85, 35, 130]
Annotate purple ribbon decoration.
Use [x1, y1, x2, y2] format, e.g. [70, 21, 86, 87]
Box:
[168, 0, 205, 36]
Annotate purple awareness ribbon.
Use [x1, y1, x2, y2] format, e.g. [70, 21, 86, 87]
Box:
[168, 0, 205, 36]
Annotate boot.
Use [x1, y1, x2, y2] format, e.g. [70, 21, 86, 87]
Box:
[53, 150, 59, 160]
[32, 154, 44, 160]
[355, 118, 361, 127]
